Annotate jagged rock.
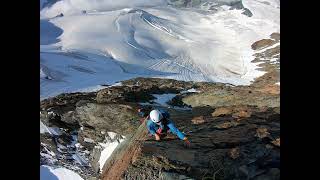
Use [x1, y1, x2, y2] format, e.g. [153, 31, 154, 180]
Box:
[255, 127, 270, 139]
[242, 8, 253, 17]
[41, 95, 280, 180]
[251, 39, 276, 50]
[232, 109, 252, 119]
[47, 112, 80, 131]
[271, 138, 280, 147]
[75, 103, 140, 137]
[270, 33, 280, 42]
[212, 106, 253, 120]
[90, 146, 102, 173]
[60, 111, 79, 127]
[264, 46, 280, 58]
[229, 147, 240, 159]
[215, 121, 240, 129]
[183, 88, 280, 108]
[96, 86, 127, 103]
[40, 92, 96, 112]
[212, 107, 232, 117]
[96, 78, 197, 104]
[96, 85, 157, 103]
[56, 133, 73, 146]
[76, 100, 91, 107]
[121, 78, 195, 92]
[191, 116, 206, 124]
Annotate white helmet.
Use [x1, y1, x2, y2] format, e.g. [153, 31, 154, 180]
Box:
[150, 109, 163, 123]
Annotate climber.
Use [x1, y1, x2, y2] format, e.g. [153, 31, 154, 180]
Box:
[139, 108, 190, 147]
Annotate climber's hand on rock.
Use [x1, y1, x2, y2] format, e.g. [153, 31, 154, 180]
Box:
[155, 133, 161, 141]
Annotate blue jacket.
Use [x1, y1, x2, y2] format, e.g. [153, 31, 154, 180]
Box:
[146, 118, 185, 140]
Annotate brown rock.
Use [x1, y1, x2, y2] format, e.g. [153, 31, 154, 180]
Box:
[192, 106, 215, 117]
[232, 110, 252, 119]
[255, 127, 270, 139]
[229, 147, 240, 159]
[212, 107, 232, 117]
[96, 87, 125, 103]
[252, 58, 262, 63]
[191, 116, 206, 124]
[270, 33, 280, 41]
[215, 121, 239, 129]
[271, 138, 280, 147]
[264, 45, 280, 57]
[251, 39, 276, 50]
[258, 106, 269, 112]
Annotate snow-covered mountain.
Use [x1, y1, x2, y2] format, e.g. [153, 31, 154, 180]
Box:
[40, 0, 279, 100]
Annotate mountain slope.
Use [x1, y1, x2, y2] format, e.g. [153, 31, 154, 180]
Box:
[40, 0, 279, 99]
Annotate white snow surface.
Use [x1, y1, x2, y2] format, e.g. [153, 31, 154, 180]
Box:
[83, 138, 95, 143]
[107, 132, 117, 139]
[180, 88, 200, 94]
[98, 132, 125, 172]
[40, 165, 84, 180]
[40, 0, 279, 99]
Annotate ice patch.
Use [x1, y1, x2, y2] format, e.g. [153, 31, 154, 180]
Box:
[40, 121, 62, 136]
[40, 121, 50, 134]
[152, 94, 176, 106]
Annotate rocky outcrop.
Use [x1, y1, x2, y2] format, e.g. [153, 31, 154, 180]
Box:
[167, 0, 253, 17]
[183, 33, 280, 109]
[270, 33, 280, 42]
[120, 104, 279, 180]
[75, 103, 140, 142]
[40, 77, 199, 179]
[251, 39, 276, 50]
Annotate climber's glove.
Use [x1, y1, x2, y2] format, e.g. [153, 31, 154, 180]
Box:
[183, 137, 191, 148]
[155, 133, 161, 141]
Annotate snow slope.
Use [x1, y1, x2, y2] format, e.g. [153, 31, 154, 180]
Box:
[40, 0, 279, 99]
[40, 165, 84, 180]
[98, 132, 125, 172]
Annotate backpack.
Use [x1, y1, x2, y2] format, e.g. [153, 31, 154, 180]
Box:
[158, 109, 170, 126]
[160, 109, 170, 120]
